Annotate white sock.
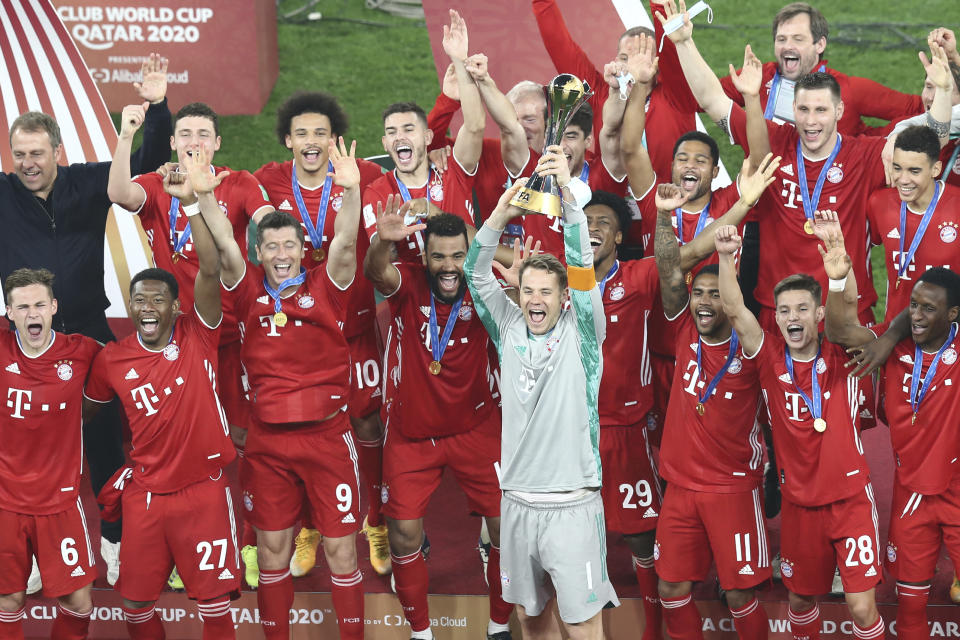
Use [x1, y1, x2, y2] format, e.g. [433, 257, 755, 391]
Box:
[410, 627, 434, 640]
[488, 619, 511, 635]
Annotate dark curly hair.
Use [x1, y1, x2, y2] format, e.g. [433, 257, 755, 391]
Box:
[275, 92, 349, 147]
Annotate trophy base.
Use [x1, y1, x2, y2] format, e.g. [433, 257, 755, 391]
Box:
[509, 187, 562, 218]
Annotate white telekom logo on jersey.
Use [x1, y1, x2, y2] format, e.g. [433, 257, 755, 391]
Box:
[130, 377, 185, 416]
[7, 388, 68, 419]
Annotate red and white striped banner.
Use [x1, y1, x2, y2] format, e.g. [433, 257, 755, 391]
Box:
[0, 0, 153, 317]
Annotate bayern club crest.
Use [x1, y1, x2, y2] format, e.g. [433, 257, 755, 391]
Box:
[940, 223, 958, 243]
[243, 491, 254, 512]
[429, 183, 444, 202]
[779, 558, 794, 578]
[163, 343, 180, 361]
[886, 543, 897, 563]
[56, 362, 73, 381]
[380, 485, 389, 504]
[728, 357, 743, 374]
[816, 357, 827, 374]
[331, 194, 343, 212]
[609, 286, 625, 301]
[653, 542, 661, 561]
[458, 305, 473, 321]
[298, 295, 315, 309]
[942, 348, 957, 366]
[826, 166, 843, 183]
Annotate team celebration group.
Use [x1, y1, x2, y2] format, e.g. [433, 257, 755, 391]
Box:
[2, 0, 959, 638]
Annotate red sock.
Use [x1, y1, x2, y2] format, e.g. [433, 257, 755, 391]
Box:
[391, 549, 430, 632]
[486, 545, 513, 625]
[241, 521, 257, 548]
[356, 437, 384, 527]
[331, 570, 364, 640]
[853, 616, 885, 640]
[0, 607, 25, 640]
[198, 596, 234, 640]
[896, 583, 929, 640]
[633, 556, 662, 640]
[730, 597, 767, 640]
[123, 605, 165, 640]
[660, 594, 703, 640]
[258, 569, 293, 639]
[788, 604, 821, 640]
[52, 604, 91, 640]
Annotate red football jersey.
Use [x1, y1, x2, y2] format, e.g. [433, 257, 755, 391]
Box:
[254, 158, 382, 338]
[598, 258, 660, 426]
[133, 169, 270, 343]
[381, 263, 498, 439]
[756, 333, 870, 507]
[521, 156, 628, 262]
[230, 264, 351, 424]
[878, 323, 960, 495]
[726, 105, 885, 313]
[868, 183, 960, 320]
[659, 311, 764, 493]
[720, 61, 924, 137]
[0, 332, 99, 514]
[361, 158, 476, 263]
[84, 312, 235, 494]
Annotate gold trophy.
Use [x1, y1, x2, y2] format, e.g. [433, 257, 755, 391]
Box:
[509, 73, 593, 217]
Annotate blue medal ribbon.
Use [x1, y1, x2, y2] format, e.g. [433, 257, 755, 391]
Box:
[910, 323, 957, 418]
[897, 181, 942, 280]
[291, 160, 334, 252]
[263, 268, 307, 314]
[168, 197, 191, 255]
[764, 64, 826, 120]
[796, 135, 842, 227]
[429, 292, 463, 365]
[395, 167, 433, 228]
[696, 329, 740, 407]
[783, 345, 823, 421]
[579, 162, 590, 183]
[598, 260, 619, 297]
[674, 202, 711, 247]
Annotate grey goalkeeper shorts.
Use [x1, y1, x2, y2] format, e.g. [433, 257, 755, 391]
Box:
[499, 490, 619, 624]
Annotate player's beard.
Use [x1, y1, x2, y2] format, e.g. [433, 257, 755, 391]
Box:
[427, 269, 467, 305]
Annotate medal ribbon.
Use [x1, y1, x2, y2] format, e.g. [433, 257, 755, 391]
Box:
[696, 329, 740, 406]
[897, 181, 941, 279]
[764, 64, 826, 120]
[429, 292, 463, 365]
[168, 197, 191, 255]
[796, 135, 842, 226]
[263, 268, 307, 314]
[395, 167, 433, 230]
[598, 260, 619, 297]
[910, 323, 957, 415]
[579, 162, 590, 183]
[783, 345, 823, 421]
[291, 160, 334, 252]
[674, 202, 711, 247]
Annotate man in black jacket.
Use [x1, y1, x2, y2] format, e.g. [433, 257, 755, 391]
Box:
[1, 53, 173, 587]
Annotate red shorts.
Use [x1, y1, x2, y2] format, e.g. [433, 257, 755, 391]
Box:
[778, 484, 881, 596]
[119, 473, 241, 602]
[0, 500, 96, 598]
[218, 340, 252, 430]
[599, 424, 661, 534]
[347, 329, 382, 419]
[655, 484, 771, 589]
[382, 411, 501, 520]
[885, 474, 960, 582]
[242, 412, 361, 536]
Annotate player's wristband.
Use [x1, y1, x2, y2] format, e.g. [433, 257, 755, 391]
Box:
[563, 177, 592, 209]
[567, 265, 596, 291]
[828, 276, 847, 292]
[182, 202, 201, 217]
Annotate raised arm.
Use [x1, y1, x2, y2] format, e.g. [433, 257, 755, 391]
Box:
[815, 211, 876, 348]
[728, 44, 771, 170]
[108, 102, 150, 211]
[427, 64, 460, 150]
[715, 226, 763, 355]
[444, 11, 484, 173]
[364, 195, 426, 296]
[325, 138, 362, 289]
[923, 43, 957, 145]
[658, 0, 733, 124]
[619, 33, 660, 196]
[598, 63, 630, 182]
[129, 53, 173, 175]
[466, 56, 529, 176]
[654, 183, 692, 318]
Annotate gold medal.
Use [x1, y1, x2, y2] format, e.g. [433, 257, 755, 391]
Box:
[312, 248, 325, 262]
[803, 220, 814, 234]
[813, 418, 827, 433]
[911, 412, 917, 425]
[273, 311, 287, 327]
[171, 252, 181, 263]
[696, 402, 705, 416]
[895, 277, 901, 290]
[685, 272, 693, 286]
[428, 360, 442, 375]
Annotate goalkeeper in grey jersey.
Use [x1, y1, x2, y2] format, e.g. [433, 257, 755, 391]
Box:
[465, 146, 617, 640]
